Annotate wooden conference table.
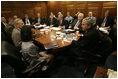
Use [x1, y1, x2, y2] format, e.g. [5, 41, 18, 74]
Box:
[33, 26, 80, 51]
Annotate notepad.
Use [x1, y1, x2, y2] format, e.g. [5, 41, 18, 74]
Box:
[44, 41, 59, 50]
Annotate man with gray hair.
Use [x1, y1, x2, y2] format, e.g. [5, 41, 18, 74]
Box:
[34, 13, 45, 25]
[55, 14, 68, 28]
[69, 13, 84, 32]
[69, 17, 99, 59]
[22, 14, 33, 25]
[12, 18, 24, 49]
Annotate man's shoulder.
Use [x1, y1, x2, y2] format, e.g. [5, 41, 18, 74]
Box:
[12, 28, 20, 34]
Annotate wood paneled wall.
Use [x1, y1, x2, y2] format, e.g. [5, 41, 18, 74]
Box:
[1, 1, 117, 20]
[48, 1, 117, 21]
[1, 1, 48, 19]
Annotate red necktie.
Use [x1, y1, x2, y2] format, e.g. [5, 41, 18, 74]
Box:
[27, 19, 29, 24]
[38, 18, 40, 24]
[59, 20, 61, 26]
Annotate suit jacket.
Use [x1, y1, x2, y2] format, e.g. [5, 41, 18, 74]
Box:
[34, 17, 45, 25]
[97, 16, 114, 28]
[54, 19, 69, 29]
[87, 17, 96, 26]
[12, 27, 22, 48]
[22, 18, 33, 25]
[71, 27, 99, 56]
[1, 22, 6, 33]
[70, 19, 84, 33]
[5, 24, 14, 40]
[70, 19, 82, 29]
[46, 18, 57, 26]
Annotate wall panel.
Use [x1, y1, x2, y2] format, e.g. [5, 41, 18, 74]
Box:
[1, 1, 117, 20]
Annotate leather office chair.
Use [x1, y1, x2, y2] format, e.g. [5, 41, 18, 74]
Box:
[1, 41, 46, 78]
[1, 41, 27, 77]
[109, 25, 117, 52]
[77, 34, 112, 76]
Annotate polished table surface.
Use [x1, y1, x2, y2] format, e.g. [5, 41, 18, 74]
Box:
[33, 27, 80, 50]
[94, 66, 108, 78]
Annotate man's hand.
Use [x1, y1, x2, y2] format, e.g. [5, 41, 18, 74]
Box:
[96, 25, 99, 30]
[69, 26, 72, 29]
[50, 25, 53, 27]
[58, 26, 62, 28]
[74, 26, 79, 30]
[106, 26, 110, 30]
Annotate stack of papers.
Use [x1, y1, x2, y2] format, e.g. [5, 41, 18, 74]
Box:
[50, 27, 61, 30]
[99, 27, 108, 33]
[64, 29, 75, 32]
[34, 25, 46, 29]
[40, 29, 49, 31]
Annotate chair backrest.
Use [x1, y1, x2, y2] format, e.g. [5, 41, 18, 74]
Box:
[97, 32, 112, 58]
[1, 41, 26, 73]
[1, 32, 14, 45]
[109, 25, 117, 51]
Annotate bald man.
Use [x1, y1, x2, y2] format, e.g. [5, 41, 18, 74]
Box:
[87, 12, 96, 26]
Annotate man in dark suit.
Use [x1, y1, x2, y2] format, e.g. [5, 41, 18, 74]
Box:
[109, 16, 117, 51]
[73, 11, 80, 20]
[34, 13, 45, 25]
[54, 14, 68, 29]
[1, 16, 7, 34]
[47, 14, 57, 27]
[69, 13, 84, 33]
[97, 10, 114, 28]
[22, 14, 33, 25]
[69, 17, 99, 58]
[5, 18, 15, 40]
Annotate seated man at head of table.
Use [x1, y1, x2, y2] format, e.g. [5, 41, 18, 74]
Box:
[68, 13, 84, 32]
[69, 17, 100, 59]
[34, 13, 45, 25]
[22, 14, 33, 25]
[97, 10, 114, 29]
[46, 13, 57, 27]
[54, 14, 69, 29]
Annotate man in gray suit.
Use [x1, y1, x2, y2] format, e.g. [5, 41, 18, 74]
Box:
[12, 18, 24, 49]
[87, 12, 96, 26]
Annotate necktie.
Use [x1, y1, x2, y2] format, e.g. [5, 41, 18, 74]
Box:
[75, 21, 80, 27]
[38, 18, 40, 24]
[59, 20, 61, 26]
[26, 19, 29, 24]
[101, 17, 107, 27]
[51, 19, 53, 25]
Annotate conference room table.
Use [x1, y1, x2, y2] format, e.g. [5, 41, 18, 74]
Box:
[32, 26, 81, 52]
